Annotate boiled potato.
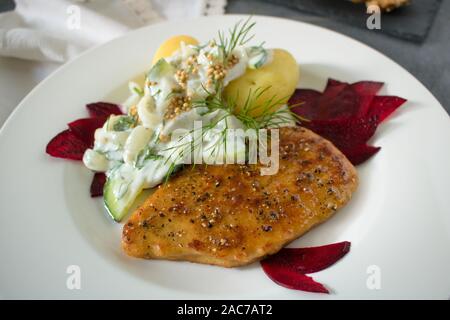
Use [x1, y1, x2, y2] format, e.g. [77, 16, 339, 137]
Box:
[152, 35, 199, 65]
[224, 49, 299, 117]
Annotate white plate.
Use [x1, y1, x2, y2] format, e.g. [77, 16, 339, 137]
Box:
[1, 15, 450, 299]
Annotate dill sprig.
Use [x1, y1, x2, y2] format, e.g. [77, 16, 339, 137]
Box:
[157, 108, 232, 182]
[217, 17, 256, 60]
[195, 84, 305, 130]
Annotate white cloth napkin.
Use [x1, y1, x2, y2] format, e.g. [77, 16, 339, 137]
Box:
[0, 0, 226, 126]
[0, 0, 226, 62]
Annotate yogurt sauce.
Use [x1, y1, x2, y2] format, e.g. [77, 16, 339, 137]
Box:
[83, 41, 273, 194]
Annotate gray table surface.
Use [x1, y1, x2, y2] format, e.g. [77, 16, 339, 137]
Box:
[227, 0, 450, 115]
[0, 0, 448, 114]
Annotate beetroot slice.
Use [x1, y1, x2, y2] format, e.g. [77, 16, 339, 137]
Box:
[291, 79, 384, 121]
[86, 102, 123, 118]
[262, 241, 351, 275]
[302, 115, 380, 165]
[288, 89, 321, 119]
[294, 94, 385, 165]
[302, 115, 379, 151]
[351, 81, 384, 116]
[343, 144, 381, 165]
[317, 82, 359, 120]
[351, 81, 384, 97]
[368, 96, 407, 123]
[302, 116, 381, 165]
[289, 86, 360, 121]
[325, 78, 346, 89]
[290, 78, 406, 166]
[68, 117, 105, 147]
[261, 262, 329, 293]
[290, 79, 361, 121]
[46, 129, 89, 161]
[260, 241, 352, 293]
[90, 172, 106, 197]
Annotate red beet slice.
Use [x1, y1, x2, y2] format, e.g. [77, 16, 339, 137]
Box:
[290, 79, 362, 121]
[368, 96, 407, 123]
[46, 129, 89, 161]
[90, 172, 106, 197]
[290, 78, 406, 165]
[288, 82, 333, 120]
[302, 115, 380, 165]
[261, 263, 329, 293]
[289, 85, 360, 121]
[302, 115, 379, 151]
[351, 81, 384, 96]
[261, 241, 352, 293]
[291, 79, 384, 121]
[86, 102, 123, 118]
[262, 241, 351, 275]
[343, 144, 381, 165]
[327, 79, 382, 95]
[68, 117, 105, 147]
[317, 82, 359, 120]
[351, 81, 384, 116]
[288, 89, 321, 118]
[290, 79, 386, 121]
[325, 78, 346, 89]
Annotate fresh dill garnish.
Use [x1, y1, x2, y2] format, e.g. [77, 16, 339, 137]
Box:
[164, 162, 179, 184]
[193, 83, 304, 130]
[217, 16, 256, 60]
[113, 116, 136, 131]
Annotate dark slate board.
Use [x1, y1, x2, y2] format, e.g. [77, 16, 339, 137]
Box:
[0, 0, 15, 12]
[261, 0, 442, 42]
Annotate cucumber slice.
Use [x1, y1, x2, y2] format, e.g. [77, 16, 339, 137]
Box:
[147, 58, 175, 83]
[103, 172, 143, 222]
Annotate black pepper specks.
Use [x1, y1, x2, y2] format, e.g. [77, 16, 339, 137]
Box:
[269, 211, 279, 221]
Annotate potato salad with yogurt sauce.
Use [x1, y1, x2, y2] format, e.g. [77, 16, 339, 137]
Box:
[82, 21, 300, 221]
